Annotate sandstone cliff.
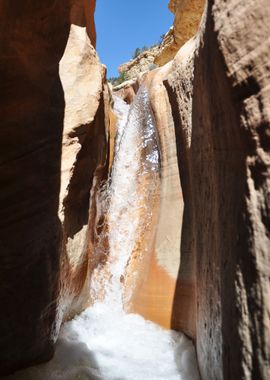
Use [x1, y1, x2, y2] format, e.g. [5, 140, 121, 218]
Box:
[0, 0, 111, 375]
[118, 47, 159, 81]
[154, 0, 205, 65]
[0, 0, 269, 378]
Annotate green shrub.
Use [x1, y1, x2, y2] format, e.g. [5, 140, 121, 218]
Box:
[117, 72, 129, 84]
[132, 48, 141, 59]
[159, 33, 166, 44]
[132, 45, 150, 59]
[108, 71, 129, 87]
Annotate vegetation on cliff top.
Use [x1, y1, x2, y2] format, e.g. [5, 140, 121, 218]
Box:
[108, 72, 129, 87]
[108, 36, 164, 87]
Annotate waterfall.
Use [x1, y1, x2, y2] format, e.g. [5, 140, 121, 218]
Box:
[5, 89, 199, 380]
[90, 87, 161, 309]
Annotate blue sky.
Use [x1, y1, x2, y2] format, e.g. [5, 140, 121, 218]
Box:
[95, 0, 174, 78]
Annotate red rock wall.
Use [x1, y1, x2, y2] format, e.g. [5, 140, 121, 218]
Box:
[0, 0, 109, 376]
[1, 0, 269, 378]
[164, 0, 270, 378]
[0, 1, 70, 375]
[192, 1, 270, 378]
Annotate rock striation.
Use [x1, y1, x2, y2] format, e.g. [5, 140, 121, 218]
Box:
[58, 20, 109, 323]
[187, 2, 270, 378]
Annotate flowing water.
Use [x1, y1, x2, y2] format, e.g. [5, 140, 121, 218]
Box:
[5, 89, 199, 380]
[90, 88, 161, 308]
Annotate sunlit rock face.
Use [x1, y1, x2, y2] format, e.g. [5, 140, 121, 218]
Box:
[125, 41, 197, 340]
[154, 0, 205, 66]
[118, 2, 202, 343]
[0, 0, 110, 375]
[58, 20, 109, 324]
[118, 47, 159, 80]
[1, 0, 269, 378]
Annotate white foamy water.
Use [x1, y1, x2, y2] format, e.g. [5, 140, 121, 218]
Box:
[5, 302, 199, 380]
[5, 90, 199, 380]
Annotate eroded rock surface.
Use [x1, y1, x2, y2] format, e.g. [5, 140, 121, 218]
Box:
[163, 1, 270, 377]
[0, 1, 70, 375]
[189, 1, 270, 378]
[122, 41, 197, 339]
[118, 47, 159, 81]
[154, 0, 205, 66]
[58, 21, 109, 322]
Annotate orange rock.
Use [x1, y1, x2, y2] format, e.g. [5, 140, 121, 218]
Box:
[155, 0, 205, 65]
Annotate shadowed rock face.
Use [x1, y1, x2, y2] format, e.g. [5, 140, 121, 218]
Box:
[166, 0, 270, 377]
[0, 0, 110, 375]
[0, 1, 70, 375]
[190, 2, 270, 378]
[156, 0, 270, 378]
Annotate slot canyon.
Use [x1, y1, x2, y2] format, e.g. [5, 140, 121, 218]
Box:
[0, 0, 269, 379]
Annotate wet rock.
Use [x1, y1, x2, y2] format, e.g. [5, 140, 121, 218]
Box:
[126, 41, 197, 339]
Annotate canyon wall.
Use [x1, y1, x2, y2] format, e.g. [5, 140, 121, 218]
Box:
[164, 1, 270, 378]
[0, 0, 111, 375]
[0, 0, 269, 378]
[188, 1, 270, 378]
[116, 0, 270, 379]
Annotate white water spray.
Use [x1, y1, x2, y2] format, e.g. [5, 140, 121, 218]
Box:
[90, 87, 160, 309]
